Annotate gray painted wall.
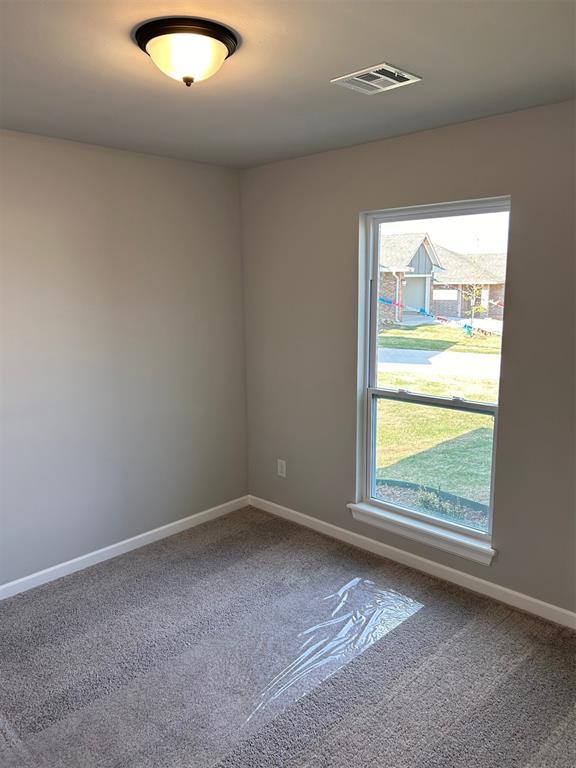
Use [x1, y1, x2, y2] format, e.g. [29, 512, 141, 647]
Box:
[2, 103, 574, 612]
[0, 131, 247, 583]
[241, 101, 575, 611]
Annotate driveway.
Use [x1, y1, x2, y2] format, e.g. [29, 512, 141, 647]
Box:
[378, 347, 500, 380]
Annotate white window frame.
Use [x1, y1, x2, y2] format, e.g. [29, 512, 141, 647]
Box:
[348, 196, 511, 565]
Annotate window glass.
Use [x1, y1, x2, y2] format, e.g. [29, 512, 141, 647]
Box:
[377, 212, 509, 404]
[368, 201, 510, 535]
[373, 398, 494, 532]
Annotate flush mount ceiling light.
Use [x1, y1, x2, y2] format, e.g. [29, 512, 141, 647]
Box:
[134, 17, 238, 87]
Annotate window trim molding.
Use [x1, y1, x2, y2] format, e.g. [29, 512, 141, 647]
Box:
[352, 196, 510, 564]
[364, 196, 512, 224]
[360, 494, 491, 543]
[347, 502, 496, 565]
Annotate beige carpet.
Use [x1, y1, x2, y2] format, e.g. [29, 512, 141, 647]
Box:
[1, 507, 574, 767]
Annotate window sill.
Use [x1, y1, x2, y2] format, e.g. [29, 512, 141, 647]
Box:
[347, 502, 495, 565]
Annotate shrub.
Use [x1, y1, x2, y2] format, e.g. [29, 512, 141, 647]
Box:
[417, 487, 460, 517]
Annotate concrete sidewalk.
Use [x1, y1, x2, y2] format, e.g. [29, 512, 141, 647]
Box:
[378, 347, 500, 379]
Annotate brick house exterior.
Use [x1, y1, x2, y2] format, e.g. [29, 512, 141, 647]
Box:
[379, 233, 506, 323]
[378, 272, 402, 324]
[487, 283, 505, 320]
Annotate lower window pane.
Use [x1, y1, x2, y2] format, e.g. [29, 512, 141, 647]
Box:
[373, 398, 494, 532]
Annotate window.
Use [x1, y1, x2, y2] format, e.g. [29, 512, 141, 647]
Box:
[432, 288, 458, 301]
[350, 198, 510, 564]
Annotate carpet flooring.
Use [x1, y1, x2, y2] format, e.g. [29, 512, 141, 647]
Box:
[0, 507, 574, 767]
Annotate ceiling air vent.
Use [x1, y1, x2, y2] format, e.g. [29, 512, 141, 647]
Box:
[331, 62, 421, 95]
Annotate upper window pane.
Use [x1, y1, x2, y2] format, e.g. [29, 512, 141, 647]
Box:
[377, 211, 509, 403]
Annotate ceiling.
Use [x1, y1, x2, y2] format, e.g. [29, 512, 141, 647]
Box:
[1, 1, 574, 167]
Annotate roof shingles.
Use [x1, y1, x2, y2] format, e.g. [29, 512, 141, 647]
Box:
[380, 233, 506, 284]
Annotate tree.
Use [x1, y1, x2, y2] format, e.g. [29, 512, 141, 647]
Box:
[461, 283, 487, 324]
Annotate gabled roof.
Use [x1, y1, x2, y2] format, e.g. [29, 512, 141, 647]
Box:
[433, 244, 506, 284]
[379, 233, 506, 284]
[379, 233, 441, 272]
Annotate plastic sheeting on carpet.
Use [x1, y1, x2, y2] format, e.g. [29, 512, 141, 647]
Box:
[247, 577, 422, 723]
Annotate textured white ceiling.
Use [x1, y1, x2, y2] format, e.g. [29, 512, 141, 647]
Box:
[1, 1, 574, 167]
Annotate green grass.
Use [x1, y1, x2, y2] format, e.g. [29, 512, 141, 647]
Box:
[378, 323, 501, 355]
[375, 371, 496, 508]
[376, 406, 493, 503]
[374, 324, 500, 523]
[377, 370, 499, 404]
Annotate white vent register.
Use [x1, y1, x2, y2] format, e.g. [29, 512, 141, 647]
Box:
[331, 62, 421, 95]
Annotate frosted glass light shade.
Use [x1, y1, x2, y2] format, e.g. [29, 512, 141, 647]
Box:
[146, 33, 228, 85]
[134, 18, 238, 87]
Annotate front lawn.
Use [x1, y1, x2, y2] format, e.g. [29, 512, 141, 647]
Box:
[376, 403, 493, 500]
[378, 323, 501, 355]
[377, 370, 499, 404]
[374, 324, 500, 531]
[374, 370, 495, 531]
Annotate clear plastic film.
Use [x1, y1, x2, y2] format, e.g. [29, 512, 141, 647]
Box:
[247, 577, 422, 723]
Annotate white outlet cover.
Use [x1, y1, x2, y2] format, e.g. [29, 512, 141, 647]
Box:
[277, 459, 286, 478]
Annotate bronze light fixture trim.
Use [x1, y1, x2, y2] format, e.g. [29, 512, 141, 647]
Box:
[134, 17, 239, 86]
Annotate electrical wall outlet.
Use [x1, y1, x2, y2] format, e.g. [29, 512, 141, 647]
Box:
[277, 459, 287, 478]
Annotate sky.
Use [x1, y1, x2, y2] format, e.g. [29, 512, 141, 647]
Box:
[380, 212, 510, 254]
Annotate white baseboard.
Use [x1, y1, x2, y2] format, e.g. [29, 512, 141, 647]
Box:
[249, 495, 576, 630]
[3, 492, 574, 630]
[0, 495, 250, 600]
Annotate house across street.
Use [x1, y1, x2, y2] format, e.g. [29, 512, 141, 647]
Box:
[378, 233, 506, 324]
